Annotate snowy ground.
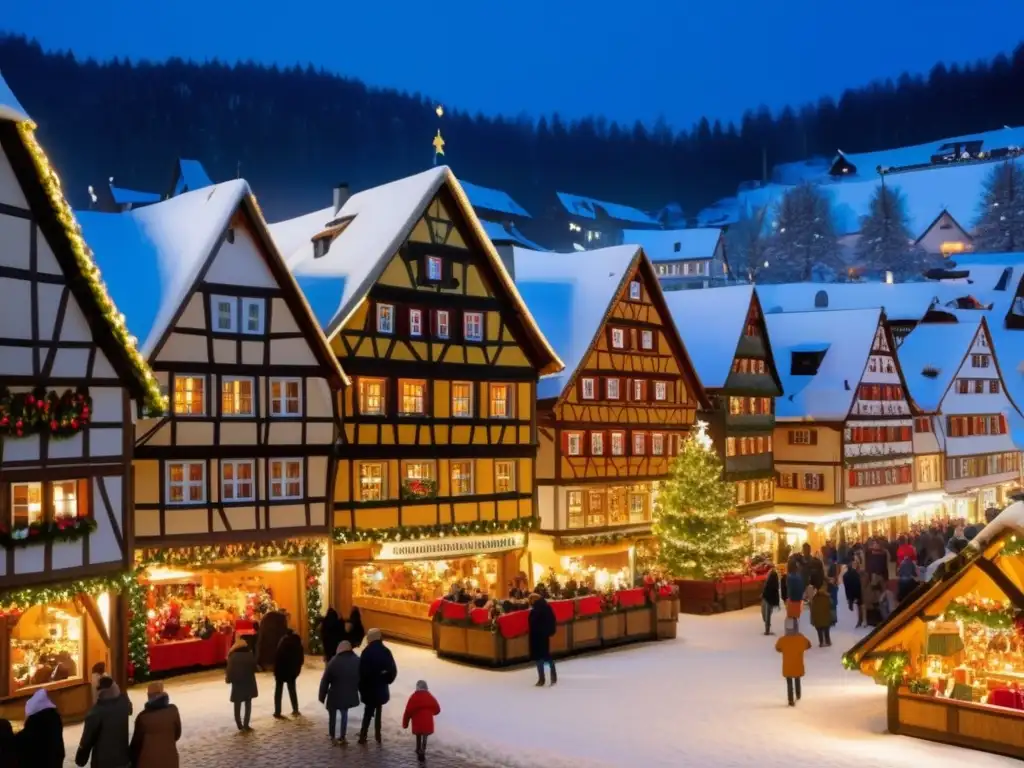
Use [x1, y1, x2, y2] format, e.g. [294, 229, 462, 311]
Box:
[63, 607, 1018, 767]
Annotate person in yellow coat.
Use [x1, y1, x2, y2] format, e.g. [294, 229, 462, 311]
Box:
[775, 618, 812, 706]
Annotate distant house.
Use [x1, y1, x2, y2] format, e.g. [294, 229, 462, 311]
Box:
[622, 227, 729, 290]
[549, 191, 661, 251]
[90, 157, 214, 213]
[459, 180, 544, 258]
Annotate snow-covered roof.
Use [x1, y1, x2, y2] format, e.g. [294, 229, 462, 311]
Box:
[174, 158, 214, 196]
[0, 69, 29, 123]
[662, 285, 752, 389]
[479, 219, 545, 250]
[766, 308, 881, 421]
[273, 166, 562, 374]
[695, 196, 739, 227]
[556, 192, 659, 226]
[511, 245, 640, 400]
[832, 126, 1024, 178]
[621, 227, 722, 262]
[460, 180, 530, 218]
[896, 320, 981, 412]
[757, 281, 960, 321]
[109, 185, 161, 206]
[78, 180, 252, 356]
[988, 326, 1024, 413]
[772, 157, 831, 185]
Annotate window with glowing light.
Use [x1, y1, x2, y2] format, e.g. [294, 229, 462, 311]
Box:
[359, 462, 386, 501]
[7, 479, 89, 530]
[353, 555, 500, 608]
[173, 376, 205, 416]
[167, 462, 205, 504]
[269, 459, 303, 500]
[9, 602, 84, 694]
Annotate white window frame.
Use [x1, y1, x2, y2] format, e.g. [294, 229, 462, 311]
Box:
[490, 383, 514, 419]
[268, 459, 304, 500]
[641, 330, 653, 350]
[220, 376, 255, 417]
[652, 434, 665, 456]
[409, 308, 423, 337]
[436, 310, 450, 339]
[10, 481, 43, 527]
[359, 378, 386, 416]
[634, 433, 646, 455]
[166, 461, 206, 505]
[221, 459, 255, 502]
[359, 462, 387, 501]
[611, 432, 624, 456]
[629, 280, 641, 300]
[451, 381, 473, 418]
[464, 311, 484, 342]
[655, 381, 667, 401]
[211, 295, 237, 333]
[581, 378, 596, 400]
[377, 303, 395, 334]
[591, 432, 604, 456]
[173, 375, 206, 416]
[241, 298, 265, 335]
[451, 461, 474, 496]
[427, 256, 443, 281]
[633, 380, 644, 400]
[495, 460, 516, 493]
[607, 379, 620, 400]
[611, 328, 625, 349]
[567, 433, 582, 456]
[270, 377, 302, 417]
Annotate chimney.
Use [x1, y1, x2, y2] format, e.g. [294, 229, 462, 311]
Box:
[333, 182, 350, 214]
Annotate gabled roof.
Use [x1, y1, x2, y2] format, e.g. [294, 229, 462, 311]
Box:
[663, 285, 753, 390]
[765, 308, 882, 421]
[460, 180, 530, 218]
[621, 227, 722, 262]
[695, 196, 740, 227]
[77, 180, 346, 385]
[757, 281, 964, 322]
[272, 166, 562, 375]
[173, 158, 214, 196]
[897, 319, 983, 412]
[479, 219, 546, 250]
[109, 185, 160, 206]
[0, 69, 163, 411]
[556, 191, 659, 226]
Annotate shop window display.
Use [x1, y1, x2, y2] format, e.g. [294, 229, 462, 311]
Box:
[9, 602, 83, 693]
[355, 556, 499, 607]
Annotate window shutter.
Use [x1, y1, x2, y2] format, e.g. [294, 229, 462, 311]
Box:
[809, 430, 818, 446]
[787, 431, 795, 445]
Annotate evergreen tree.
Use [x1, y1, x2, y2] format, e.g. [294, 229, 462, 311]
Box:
[855, 183, 942, 280]
[762, 182, 844, 282]
[653, 423, 750, 580]
[973, 161, 1024, 252]
[725, 204, 768, 282]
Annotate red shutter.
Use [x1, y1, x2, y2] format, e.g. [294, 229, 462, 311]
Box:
[1001, 414, 1008, 434]
[561, 431, 571, 455]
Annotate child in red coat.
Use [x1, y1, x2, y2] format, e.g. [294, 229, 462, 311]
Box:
[402, 680, 441, 762]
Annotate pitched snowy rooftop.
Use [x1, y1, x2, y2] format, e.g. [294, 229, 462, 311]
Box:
[766, 308, 882, 421]
[460, 180, 530, 218]
[479, 219, 545, 250]
[511, 245, 640, 400]
[0, 69, 29, 123]
[663, 285, 752, 390]
[896, 320, 982, 412]
[621, 227, 722, 262]
[174, 158, 214, 195]
[78, 180, 252, 356]
[109, 185, 161, 206]
[695, 196, 740, 227]
[556, 191, 659, 226]
[757, 281, 960, 321]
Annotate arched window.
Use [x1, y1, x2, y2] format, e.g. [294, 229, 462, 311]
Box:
[814, 290, 828, 308]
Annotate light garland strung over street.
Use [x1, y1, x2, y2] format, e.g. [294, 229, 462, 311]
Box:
[332, 516, 536, 545]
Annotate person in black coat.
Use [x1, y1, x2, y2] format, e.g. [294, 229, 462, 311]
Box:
[347, 607, 366, 649]
[320, 609, 344, 662]
[273, 628, 305, 718]
[358, 628, 397, 744]
[0, 718, 17, 768]
[843, 562, 864, 627]
[15, 690, 63, 768]
[528, 593, 557, 686]
[761, 567, 781, 635]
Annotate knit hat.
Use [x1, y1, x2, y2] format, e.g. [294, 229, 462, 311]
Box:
[367, 628, 383, 643]
[416, 680, 428, 691]
[24, 689, 56, 718]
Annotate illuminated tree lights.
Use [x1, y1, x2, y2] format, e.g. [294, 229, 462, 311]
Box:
[332, 516, 536, 545]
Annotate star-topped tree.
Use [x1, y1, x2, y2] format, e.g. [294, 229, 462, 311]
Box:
[652, 421, 751, 580]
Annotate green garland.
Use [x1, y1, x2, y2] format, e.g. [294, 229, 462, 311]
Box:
[943, 598, 1016, 630]
[127, 572, 148, 682]
[1, 516, 97, 549]
[1002, 535, 1024, 557]
[559, 531, 641, 548]
[333, 516, 535, 544]
[841, 652, 859, 671]
[877, 652, 910, 686]
[0, 386, 93, 439]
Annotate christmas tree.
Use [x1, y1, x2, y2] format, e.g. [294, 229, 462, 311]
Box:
[762, 182, 844, 283]
[855, 183, 942, 281]
[652, 422, 750, 580]
[973, 161, 1024, 252]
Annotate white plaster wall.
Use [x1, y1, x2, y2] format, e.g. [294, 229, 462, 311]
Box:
[203, 224, 277, 288]
[0, 147, 28, 208]
[90, 475, 125, 565]
[0, 276, 32, 336]
[58, 291, 95, 343]
[538, 485, 556, 529]
[36, 282, 63, 340]
[51, 348, 91, 378]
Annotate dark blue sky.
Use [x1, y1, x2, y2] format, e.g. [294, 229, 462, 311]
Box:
[5, 0, 1024, 128]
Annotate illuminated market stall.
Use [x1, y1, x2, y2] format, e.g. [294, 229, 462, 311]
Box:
[844, 501, 1024, 759]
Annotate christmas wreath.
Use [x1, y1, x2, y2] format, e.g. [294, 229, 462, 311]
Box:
[0, 386, 92, 440]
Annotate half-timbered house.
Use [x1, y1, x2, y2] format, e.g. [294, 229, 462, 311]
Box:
[77, 179, 346, 666]
[899, 317, 1022, 522]
[663, 286, 783, 525]
[0, 74, 163, 718]
[508, 245, 708, 586]
[274, 166, 562, 645]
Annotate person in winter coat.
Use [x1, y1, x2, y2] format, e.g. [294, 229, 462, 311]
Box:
[14, 689, 63, 767]
[896, 535, 916, 565]
[402, 680, 441, 763]
[784, 558, 804, 620]
[826, 560, 840, 626]
[358, 629, 398, 744]
[761, 567, 780, 635]
[809, 588, 832, 647]
[775, 618, 812, 706]
[129, 682, 181, 768]
[255, 610, 288, 671]
[0, 718, 17, 768]
[949, 526, 970, 554]
[897, 555, 919, 603]
[76, 676, 133, 768]
[225, 638, 259, 731]
[273, 627, 304, 718]
[320, 609, 344, 662]
[842, 561, 863, 627]
[347, 607, 366, 649]
[319, 640, 361, 744]
[528, 593, 557, 686]
[864, 573, 886, 626]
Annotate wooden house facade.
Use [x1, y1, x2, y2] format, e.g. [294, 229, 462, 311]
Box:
[664, 285, 783, 515]
[509, 245, 707, 586]
[78, 179, 345, 663]
[0, 79, 163, 719]
[276, 167, 561, 645]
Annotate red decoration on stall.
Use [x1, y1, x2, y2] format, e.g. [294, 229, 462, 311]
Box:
[614, 588, 647, 609]
[0, 385, 92, 440]
[576, 595, 603, 617]
[470, 608, 490, 625]
[441, 601, 468, 621]
[549, 599, 575, 623]
[497, 610, 530, 639]
[427, 598, 442, 619]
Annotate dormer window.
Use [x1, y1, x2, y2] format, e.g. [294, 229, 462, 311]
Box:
[377, 304, 395, 334]
[629, 281, 642, 301]
[427, 256, 443, 281]
[313, 238, 330, 258]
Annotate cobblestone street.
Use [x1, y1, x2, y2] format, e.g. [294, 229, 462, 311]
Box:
[60, 659, 499, 768]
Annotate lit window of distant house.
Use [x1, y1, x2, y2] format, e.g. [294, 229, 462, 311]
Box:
[451, 461, 474, 496]
[629, 281, 641, 300]
[359, 378, 386, 415]
[269, 459, 303, 500]
[359, 462, 386, 501]
[581, 378, 596, 400]
[633, 433, 646, 455]
[221, 377, 254, 417]
[399, 379, 427, 415]
[591, 432, 604, 456]
[641, 330, 653, 350]
[427, 256, 443, 281]
[611, 328, 625, 349]
[452, 382, 473, 417]
[435, 310, 450, 339]
[567, 432, 582, 456]
[377, 303, 395, 334]
[652, 434, 665, 455]
[167, 462, 205, 504]
[242, 298, 264, 334]
[607, 379, 620, 399]
[212, 295, 236, 332]
[611, 431, 625, 456]
[490, 383, 514, 418]
[270, 378, 302, 416]
[655, 382, 667, 401]
[409, 309, 423, 337]
[464, 312, 484, 341]
[495, 460, 516, 493]
[567, 491, 583, 528]
[174, 376, 205, 416]
[221, 460, 255, 501]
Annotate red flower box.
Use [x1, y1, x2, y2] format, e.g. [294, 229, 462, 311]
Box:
[576, 595, 602, 617]
[549, 599, 575, 623]
[427, 598, 442, 619]
[441, 601, 468, 621]
[497, 610, 529, 639]
[470, 608, 490, 625]
[615, 588, 646, 608]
